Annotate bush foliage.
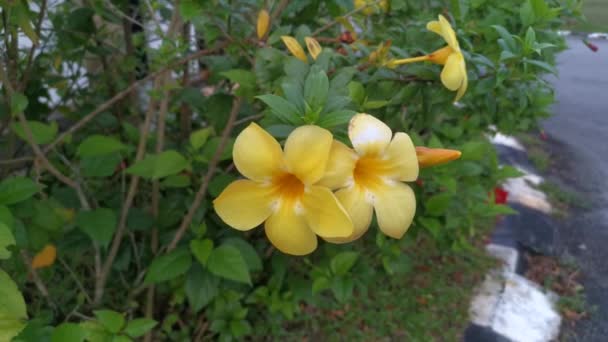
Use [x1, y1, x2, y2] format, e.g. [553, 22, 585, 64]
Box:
[0, 0, 580, 340]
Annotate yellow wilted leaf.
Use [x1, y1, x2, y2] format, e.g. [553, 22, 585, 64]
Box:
[281, 36, 308, 62]
[32, 244, 57, 269]
[257, 9, 270, 40]
[305, 37, 322, 60]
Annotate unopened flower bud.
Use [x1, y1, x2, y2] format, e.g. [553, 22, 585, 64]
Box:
[416, 146, 462, 168]
[257, 9, 270, 40]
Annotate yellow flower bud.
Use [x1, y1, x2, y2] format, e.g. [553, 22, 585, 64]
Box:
[257, 9, 270, 40]
[427, 46, 454, 65]
[305, 37, 322, 60]
[416, 146, 462, 168]
[281, 36, 308, 63]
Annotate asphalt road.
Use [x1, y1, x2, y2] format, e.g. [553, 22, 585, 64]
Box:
[543, 36, 608, 341]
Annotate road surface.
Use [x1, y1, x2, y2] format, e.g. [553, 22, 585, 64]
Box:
[543, 36, 608, 341]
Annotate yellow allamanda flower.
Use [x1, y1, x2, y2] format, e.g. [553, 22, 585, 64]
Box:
[280, 36, 322, 63]
[213, 123, 354, 255]
[387, 15, 468, 102]
[257, 9, 270, 40]
[317, 114, 420, 242]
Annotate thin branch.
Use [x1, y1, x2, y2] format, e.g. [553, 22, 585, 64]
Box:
[21, 250, 54, 307]
[19, 0, 47, 92]
[311, 0, 383, 36]
[167, 96, 243, 252]
[41, 43, 228, 155]
[234, 113, 264, 126]
[59, 257, 93, 304]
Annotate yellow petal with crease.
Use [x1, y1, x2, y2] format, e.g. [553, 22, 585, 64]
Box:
[438, 15, 459, 51]
[233, 123, 284, 182]
[383, 132, 419, 182]
[302, 186, 354, 238]
[316, 140, 357, 189]
[213, 180, 275, 231]
[284, 125, 333, 185]
[373, 182, 416, 239]
[348, 113, 393, 156]
[281, 36, 308, 62]
[325, 186, 373, 243]
[426, 20, 442, 36]
[265, 204, 317, 255]
[441, 53, 464, 91]
[455, 58, 468, 102]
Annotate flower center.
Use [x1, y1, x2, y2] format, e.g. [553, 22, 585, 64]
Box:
[353, 155, 386, 191]
[273, 172, 305, 204]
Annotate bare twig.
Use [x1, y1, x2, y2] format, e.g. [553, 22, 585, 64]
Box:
[234, 113, 264, 126]
[19, 0, 47, 92]
[167, 96, 243, 252]
[311, 0, 383, 36]
[270, 0, 289, 21]
[59, 257, 93, 304]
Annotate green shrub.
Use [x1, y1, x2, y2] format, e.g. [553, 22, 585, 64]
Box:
[0, 0, 579, 340]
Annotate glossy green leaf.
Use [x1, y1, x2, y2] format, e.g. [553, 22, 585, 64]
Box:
[123, 318, 157, 338]
[190, 238, 214, 266]
[0, 177, 40, 205]
[75, 208, 117, 248]
[11, 120, 58, 145]
[51, 323, 85, 342]
[330, 251, 359, 276]
[0, 223, 16, 259]
[185, 265, 219, 312]
[76, 135, 127, 157]
[126, 151, 189, 180]
[207, 245, 251, 285]
[144, 248, 192, 284]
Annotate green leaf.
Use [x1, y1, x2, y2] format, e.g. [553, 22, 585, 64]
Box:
[80, 321, 111, 342]
[123, 318, 157, 338]
[363, 100, 390, 110]
[331, 277, 354, 303]
[0, 177, 40, 205]
[223, 238, 262, 272]
[330, 251, 359, 276]
[81, 153, 122, 178]
[190, 239, 214, 266]
[51, 323, 85, 342]
[126, 151, 189, 180]
[221, 69, 256, 97]
[0, 206, 14, 229]
[161, 174, 191, 188]
[256, 94, 304, 125]
[0, 269, 27, 341]
[207, 245, 251, 285]
[304, 66, 329, 111]
[491, 25, 517, 52]
[525, 59, 557, 75]
[93, 310, 125, 334]
[425, 193, 453, 216]
[0, 223, 16, 259]
[75, 208, 117, 248]
[208, 173, 236, 197]
[189, 128, 213, 150]
[348, 81, 365, 106]
[185, 265, 219, 312]
[10, 93, 28, 116]
[312, 276, 330, 294]
[317, 110, 355, 128]
[11, 120, 58, 145]
[144, 248, 192, 284]
[76, 135, 127, 157]
[230, 320, 252, 338]
[179, 0, 203, 21]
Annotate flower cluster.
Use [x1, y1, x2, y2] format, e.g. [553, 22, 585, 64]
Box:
[213, 114, 460, 255]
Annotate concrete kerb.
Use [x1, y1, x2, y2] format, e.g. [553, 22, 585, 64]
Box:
[465, 133, 561, 342]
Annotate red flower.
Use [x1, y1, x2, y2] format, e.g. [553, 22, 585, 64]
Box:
[583, 39, 599, 52]
[494, 187, 508, 204]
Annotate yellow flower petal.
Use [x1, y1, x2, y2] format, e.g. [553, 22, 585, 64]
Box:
[213, 179, 275, 231]
[233, 123, 283, 182]
[426, 20, 442, 36]
[32, 244, 57, 269]
[305, 37, 322, 60]
[316, 140, 357, 189]
[265, 204, 317, 255]
[427, 46, 453, 65]
[348, 113, 393, 156]
[325, 186, 373, 243]
[284, 125, 333, 185]
[383, 132, 419, 182]
[373, 182, 416, 239]
[302, 186, 354, 238]
[427, 15, 460, 51]
[281, 36, 308, 63]
[257, 9, 270, 40]
[440, 52, 465, 91]
[454, 59, 468, 102]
